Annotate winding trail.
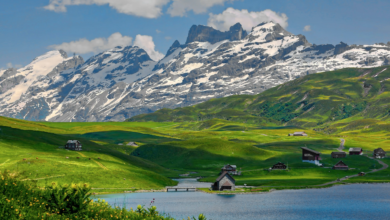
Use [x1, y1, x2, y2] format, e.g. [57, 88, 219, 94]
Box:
[337, 138, 345, 152]
[21, 174, 65, 181]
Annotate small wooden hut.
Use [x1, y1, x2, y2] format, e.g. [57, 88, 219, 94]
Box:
[221, 164, 241, 175]
[349, 148, 363, 155]
[211, 171, 235, 191]
[301, 147, 322, 166]
[272, 162, 287, 170]
[373, 148, 386, 159]
[65, 140, 82, 151]
[288, 131, 308, 136]
[331, 152, 346, 158]
[332, 160, 348, 170]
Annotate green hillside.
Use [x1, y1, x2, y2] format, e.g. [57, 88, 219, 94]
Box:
[129, 66, 390, 131]
[0, 117, 177, 193]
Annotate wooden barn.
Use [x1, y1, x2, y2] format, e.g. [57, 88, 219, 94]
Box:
[301, 147, 322, 166]
[65, 140, 82, 151]
[272, 162, 287, 170]
[332, 160, 348, 170]
[349, 148, 363, 155]
[288, 131, 308, 136]
[211, 171, 235, 191]
[331, 152, 346, 158]
[221, 164, 241, 175]
[373, 148, 386, 159]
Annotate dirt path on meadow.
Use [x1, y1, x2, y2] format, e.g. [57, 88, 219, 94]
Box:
[337, 138, 345, 152]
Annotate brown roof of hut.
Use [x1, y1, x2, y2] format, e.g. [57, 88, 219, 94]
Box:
[331, 152, 346, 158]
[301, 147, 321, 155]
[333, 160, 348, 170]
[216, 171, 234, 182]
[374, 148, 386, 154]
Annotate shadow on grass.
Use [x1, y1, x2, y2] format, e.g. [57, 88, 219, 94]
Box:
[0, 126, 171, 174]
[71, 130, 179, 145]
[131, 142, 274, 172]
[256, 126, 303, 130]
[255, 139, 338, 153]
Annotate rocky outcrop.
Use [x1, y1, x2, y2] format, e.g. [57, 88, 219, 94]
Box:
[185, 23, 247, 44]
[334, 42, 349, 55]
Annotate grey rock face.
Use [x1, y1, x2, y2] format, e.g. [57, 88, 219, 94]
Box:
[185, 23, 247, 44]
[334, 42, 349, 55]
[2, 21, 390, 122]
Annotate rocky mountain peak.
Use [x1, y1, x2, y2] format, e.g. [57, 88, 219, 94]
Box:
[334, 42, 349, 55]
[165, 40, 184, 57]
[249, 21, 292, 41]
[185, 23, 247, 44]
[59, 49, 68, 59]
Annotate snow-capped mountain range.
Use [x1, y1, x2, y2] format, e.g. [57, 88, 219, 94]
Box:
[2, 21, 390, 122]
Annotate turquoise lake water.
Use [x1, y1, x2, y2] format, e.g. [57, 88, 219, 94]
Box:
[93, 179, 390, 220]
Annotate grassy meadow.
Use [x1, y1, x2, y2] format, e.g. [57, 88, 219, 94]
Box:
[1, 115, 389, 193]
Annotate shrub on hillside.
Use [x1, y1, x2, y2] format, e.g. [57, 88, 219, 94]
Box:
[0, 171, 204, 220]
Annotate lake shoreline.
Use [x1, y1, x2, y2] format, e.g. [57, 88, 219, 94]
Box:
[91, 181, 390, 195]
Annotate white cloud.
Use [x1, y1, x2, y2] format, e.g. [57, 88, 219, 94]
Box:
[48, 32, 133, 54]
[168, 0, 234, 17]
[133, 35, 165, 61]
[6, 63, 22, 69]
[303, 25, 311, 32]
[156, 29, 162, 33]
[207, 7, 288, 32]
[165, 36, 172, 40]
[44, 0, 170, 18]
[49, 33, 164, 61]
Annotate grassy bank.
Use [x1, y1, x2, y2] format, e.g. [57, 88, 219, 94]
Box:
[0, 171, 188, 220]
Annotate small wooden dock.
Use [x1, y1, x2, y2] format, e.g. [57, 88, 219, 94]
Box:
[166, 187, 197, 192]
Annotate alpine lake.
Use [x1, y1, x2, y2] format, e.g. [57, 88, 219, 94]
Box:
[93, 179, 390, 220]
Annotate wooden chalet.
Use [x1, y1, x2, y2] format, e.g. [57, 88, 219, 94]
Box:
[332, 160, 348, 170]
[65, 140, 82, 151]
[211, 171, 235, 191]
[272, 162, 287, 170]
[373, 148, 386, 159]
[349, 148, 363, 155]
[301, 147, 322, 166]
[221, 164, 241, 175]
[331, 152, 346, 158]
[288, 131, 308, 136]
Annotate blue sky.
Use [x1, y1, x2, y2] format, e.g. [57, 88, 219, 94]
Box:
[1, 0, 390, 69]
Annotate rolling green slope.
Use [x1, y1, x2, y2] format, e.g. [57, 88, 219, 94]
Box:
[129, 66, 390, 130]
[0, 117, 177, 192]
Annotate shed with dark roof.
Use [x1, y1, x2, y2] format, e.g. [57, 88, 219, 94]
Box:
[288, 131, 308, 136]
[333, 160, 348, 170]
[301, 147, 322, 166]
[373, 148, 386, 159]
[331, 152, 346, 158]
[65, 140, 82, 151]
[211, 171, 235, 191]
[349, 148, 363, 155]
[272, 162, 287, 170]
